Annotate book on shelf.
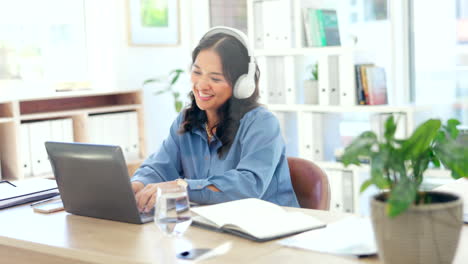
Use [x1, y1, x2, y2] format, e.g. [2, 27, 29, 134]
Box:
[354, 64, 374, 105]
[365, 66, 388, 105]
[319, 9, 341, 46]
[302, 8, 341, 47]
[191, 198, 325, 242]
[354, 64, 387, 105]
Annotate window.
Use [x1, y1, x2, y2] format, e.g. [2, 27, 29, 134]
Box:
[0, 0, 87, 86]
[411, 0, 467, 124]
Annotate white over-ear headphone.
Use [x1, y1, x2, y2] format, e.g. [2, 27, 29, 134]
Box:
[200, 26, 256, 99]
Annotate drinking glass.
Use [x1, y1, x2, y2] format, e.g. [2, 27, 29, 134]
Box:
[154, 184, 192, 236]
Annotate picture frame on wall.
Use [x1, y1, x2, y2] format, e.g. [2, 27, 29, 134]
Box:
[127, 0, 180, 46]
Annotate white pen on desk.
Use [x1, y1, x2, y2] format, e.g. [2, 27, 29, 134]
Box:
[194, 241, 232, 263]
[30, 195, 61, 207]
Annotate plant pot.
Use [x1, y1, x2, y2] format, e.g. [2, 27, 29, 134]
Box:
[371, 191, 463, 264]
[303, 80, 318, 104]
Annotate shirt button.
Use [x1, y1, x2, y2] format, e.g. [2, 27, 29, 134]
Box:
[205, 156, 209, 160]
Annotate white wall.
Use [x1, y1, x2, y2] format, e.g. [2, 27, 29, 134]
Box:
[85, 0, 210, 154]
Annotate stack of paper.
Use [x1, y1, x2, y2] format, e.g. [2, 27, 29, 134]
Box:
[278, 216, 377, 257]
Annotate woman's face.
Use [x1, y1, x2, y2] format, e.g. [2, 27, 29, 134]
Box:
[191, 49, 232, 113]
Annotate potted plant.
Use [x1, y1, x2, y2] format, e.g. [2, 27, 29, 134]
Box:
[303, 63, 318, 104]
[341, 116, 467, 264]
[143, 69, 184, 112]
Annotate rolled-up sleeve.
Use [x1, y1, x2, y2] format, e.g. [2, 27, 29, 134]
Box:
[187, 114, 283, 204]
[131, 115, 183, 186]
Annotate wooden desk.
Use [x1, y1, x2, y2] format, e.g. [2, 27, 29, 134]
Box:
[0, 202, 467, 264]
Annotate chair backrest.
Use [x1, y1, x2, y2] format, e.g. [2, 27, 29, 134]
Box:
[287, 157, 330, 210]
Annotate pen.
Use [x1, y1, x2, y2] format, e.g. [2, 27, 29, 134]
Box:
[0, 180, 16, 187]
[30, 195, 61, 207]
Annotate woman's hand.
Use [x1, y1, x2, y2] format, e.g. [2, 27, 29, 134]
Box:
[131, 181, 145, 194]
[134, 181, 179, 213]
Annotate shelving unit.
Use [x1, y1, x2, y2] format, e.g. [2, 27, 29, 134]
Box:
[0, 89, 147, 181]
[246, 0, 437, 215]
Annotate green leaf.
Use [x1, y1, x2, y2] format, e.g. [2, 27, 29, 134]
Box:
[444, 119, 461, 140]
[143, 78, 161, 85]
[360, 179, 373, 193]
[170, 69, 184, 85]
[434, 130, 447, 144]
[434, 138, 468, 179]
[175, 101, 183, 113]
[401, 119, 441, 159]
[427, 149, 441, 168]
[154, 90, 168, 95]
[341, 131, 378, 166]
[383, 115, 397, 143]
[386, 177, 418, 217]
[370, 150, 391, 189]
[412, 150, 432, 184]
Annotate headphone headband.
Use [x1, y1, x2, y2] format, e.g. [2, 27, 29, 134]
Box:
[201, 26, 253, 59]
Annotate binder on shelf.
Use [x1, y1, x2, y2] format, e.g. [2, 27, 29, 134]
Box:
[261, 0, 292, 49]
[89, 112, 139, 161]
[283, 56, 296, 104]
[50, 120, 63, 143]
[326, 168, 354, 213]
[266, 57, 284, 104]
[29, 120, 52, 176]
[327, 169, 343, 212]
[253, 0, 264, 49]
[257, 57, 268, 104]
[341, 170, 355, 213]
[298, 112, 324, 161]
[62, 119, 74, 142]
[88, 114, 105, 145]
[328, 55, 340, 105]
[261, 0, 276, 49]
[127, 111, 140, 161]
[318, 55, 340, 105]
[20, 123, 33, 178]
[318, 56, 330, 105]
[338, 54, 357, 106]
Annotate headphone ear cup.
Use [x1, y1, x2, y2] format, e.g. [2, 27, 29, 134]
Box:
[233, 74, 255, 99]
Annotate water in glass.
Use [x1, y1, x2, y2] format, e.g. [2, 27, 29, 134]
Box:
[154, 186, 192, 236]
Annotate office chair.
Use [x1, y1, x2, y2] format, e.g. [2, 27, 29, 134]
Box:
[287, 157, 330, 210]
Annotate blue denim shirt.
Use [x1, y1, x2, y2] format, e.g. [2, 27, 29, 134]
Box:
[131, 106, 299, 207]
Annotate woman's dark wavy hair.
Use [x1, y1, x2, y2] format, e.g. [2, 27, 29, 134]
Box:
[179, 32, 260, 158]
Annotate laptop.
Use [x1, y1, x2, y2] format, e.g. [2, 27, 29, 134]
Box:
[45, 141, 153, 224]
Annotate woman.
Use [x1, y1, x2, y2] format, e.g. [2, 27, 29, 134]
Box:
[131, 27, 299, 213]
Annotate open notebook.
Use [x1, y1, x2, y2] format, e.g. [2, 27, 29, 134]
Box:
[191, 198, 325, 242]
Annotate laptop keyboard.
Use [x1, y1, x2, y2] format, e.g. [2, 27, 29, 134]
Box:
[139, 209, 154, 222]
